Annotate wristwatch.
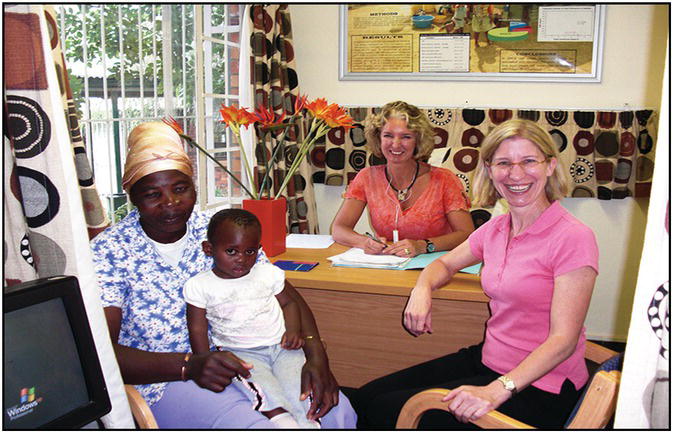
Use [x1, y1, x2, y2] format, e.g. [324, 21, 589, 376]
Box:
[497, 375, 517, 395]
[424, 239, 435, 253]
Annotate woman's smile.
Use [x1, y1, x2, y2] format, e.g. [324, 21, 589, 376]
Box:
[504, 183, 532, 193]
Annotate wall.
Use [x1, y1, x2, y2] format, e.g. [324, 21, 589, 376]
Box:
[290, 4, 668, 341]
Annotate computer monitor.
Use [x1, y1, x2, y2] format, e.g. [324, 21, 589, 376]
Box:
[3, 276, 111, 429]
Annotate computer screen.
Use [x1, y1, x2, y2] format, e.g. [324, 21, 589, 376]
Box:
[3, 276, 111, 429]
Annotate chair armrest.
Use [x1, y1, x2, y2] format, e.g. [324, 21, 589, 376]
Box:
[125, 384, 159, 429]
[396, 388, 534, 429]
[396, 388, 450, 428]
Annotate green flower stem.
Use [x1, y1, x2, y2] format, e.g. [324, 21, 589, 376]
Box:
[180, 134, 255, 199]
[228, 123, 258, 199]
[259, 116, 300, 198]
[256, 129, 272, 199]
[273, 120, 328, 200]
[235, 129, 258, 199]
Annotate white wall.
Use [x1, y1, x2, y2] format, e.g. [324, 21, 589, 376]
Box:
[561, 198, 649, 341]
[291, 4, 668, 341]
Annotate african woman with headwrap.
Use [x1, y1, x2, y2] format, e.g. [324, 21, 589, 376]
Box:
[90, 122, 356, 429]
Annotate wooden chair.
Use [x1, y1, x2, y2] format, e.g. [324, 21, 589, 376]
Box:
[396, 341, 622, 429]
[125, 385, 159, 429]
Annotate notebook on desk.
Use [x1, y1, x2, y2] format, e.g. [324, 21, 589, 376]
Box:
[327, 248, 481, 274]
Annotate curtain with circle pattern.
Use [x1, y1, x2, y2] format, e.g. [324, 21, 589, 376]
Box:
[3, 4, 131, 427]
[246, 4, 319, 234]
[4, 5, 110, 283]
[319, 107, 659, 228]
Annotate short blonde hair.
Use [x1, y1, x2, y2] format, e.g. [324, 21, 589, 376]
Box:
[364, 101, 435, 160]
[472, 119, 570, 207]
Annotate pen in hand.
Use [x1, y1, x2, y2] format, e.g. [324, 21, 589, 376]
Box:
[365, 232, 387, 246]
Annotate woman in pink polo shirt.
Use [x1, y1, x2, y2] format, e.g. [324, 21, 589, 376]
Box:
[350, 119, 599, 428]
[331, 101, 474, 258]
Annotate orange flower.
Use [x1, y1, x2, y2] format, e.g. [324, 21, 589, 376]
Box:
[306, 98, 354, 129]
[253, 104, 286, 128]
[327, 109, 356, 129]
[166, 96, 354, 201]
[220, 104, 256, 129]
[163, 116, 185, 136]
[305, 98, 331, 119]
[293, 94, 308, 115]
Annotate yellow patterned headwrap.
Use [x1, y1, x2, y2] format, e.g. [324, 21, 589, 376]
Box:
[122, 122, 193, 192]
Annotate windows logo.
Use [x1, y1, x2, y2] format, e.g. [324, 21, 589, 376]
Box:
[20, 387, 35, 403]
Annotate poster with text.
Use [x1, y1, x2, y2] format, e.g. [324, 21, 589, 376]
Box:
[340, 4, 604, 81]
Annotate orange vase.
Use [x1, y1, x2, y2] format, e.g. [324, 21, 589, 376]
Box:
[242, 197, 287, 257]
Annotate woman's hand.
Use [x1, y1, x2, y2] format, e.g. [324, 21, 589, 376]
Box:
[403, 285, 433, 336]
[383, 239, 425, 257]
[281, 331, 305, 350]
[363, 236, 387, 255]
[441, 382, 511, 424]
[185, 351, 253, 393]
[300, 351, 340, 420]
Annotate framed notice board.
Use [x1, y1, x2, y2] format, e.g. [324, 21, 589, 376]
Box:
[339, 4, 605, 82]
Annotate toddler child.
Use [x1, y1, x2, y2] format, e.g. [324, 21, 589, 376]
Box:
[184, 209, 319, 429]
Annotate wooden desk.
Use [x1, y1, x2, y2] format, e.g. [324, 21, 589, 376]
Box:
[273, 244, 490, 387]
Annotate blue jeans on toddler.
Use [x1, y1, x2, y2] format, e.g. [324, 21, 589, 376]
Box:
[227, 344, 316, 428]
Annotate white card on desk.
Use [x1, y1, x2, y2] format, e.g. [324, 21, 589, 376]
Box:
[285, 234, 334, 249]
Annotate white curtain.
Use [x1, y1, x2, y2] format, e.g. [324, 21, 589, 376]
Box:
[3, 5, 133, 428]
[238, 4, 256, 193]
[614, 45, 670, 428]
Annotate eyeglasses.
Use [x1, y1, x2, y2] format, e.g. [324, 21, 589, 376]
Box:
[487, 158, 549, 173]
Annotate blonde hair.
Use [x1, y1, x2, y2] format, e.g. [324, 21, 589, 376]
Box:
[472, 119, 570, 207]
[364, 101, 435, 160]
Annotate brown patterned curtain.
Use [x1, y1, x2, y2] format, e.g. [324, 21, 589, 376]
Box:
[321, 107, 659, 227]
[246, 4, 319, 234]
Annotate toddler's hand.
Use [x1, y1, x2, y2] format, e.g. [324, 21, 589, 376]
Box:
[281, 331, 305, 350]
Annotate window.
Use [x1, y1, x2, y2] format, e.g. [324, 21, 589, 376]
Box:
[195, 4, 247, 209]
[57, 4, 246, 222]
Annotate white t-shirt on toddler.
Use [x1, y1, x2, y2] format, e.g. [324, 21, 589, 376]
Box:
[183, 261, 286, 349]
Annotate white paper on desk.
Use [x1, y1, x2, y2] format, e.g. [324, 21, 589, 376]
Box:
[328, 247, 409, 266]
[286, 234, 334, 249]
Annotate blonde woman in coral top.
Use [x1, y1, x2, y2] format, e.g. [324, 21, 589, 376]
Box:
[331, 101, 474, 257]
